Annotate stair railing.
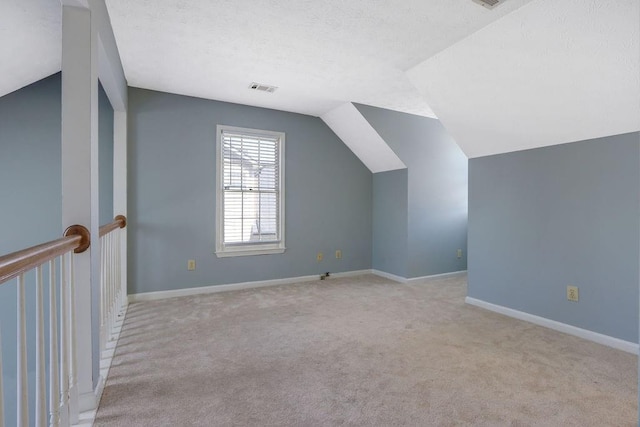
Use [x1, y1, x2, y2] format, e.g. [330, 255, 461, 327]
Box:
[0, 225, 90, 427]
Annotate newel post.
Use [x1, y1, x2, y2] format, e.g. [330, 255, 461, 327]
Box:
[61, 3, 100, 412]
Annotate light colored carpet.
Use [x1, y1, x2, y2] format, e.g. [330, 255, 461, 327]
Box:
[94, 274, 637, 426]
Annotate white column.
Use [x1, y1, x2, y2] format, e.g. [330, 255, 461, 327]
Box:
[114, 110, 127, 303]
[61, 4, 100, 412]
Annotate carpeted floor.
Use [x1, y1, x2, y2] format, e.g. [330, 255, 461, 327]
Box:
[94, 274, 637, 426]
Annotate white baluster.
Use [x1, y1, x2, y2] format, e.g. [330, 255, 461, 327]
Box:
[110, 233, 115, 336]
[111, 233, 117, 328]
[118, 228, 126, 316]
[17, 273, 28, 427]
[69, 254, 78, 423]
[59, 255, 69, 427]
[49, 260, 60, 427]
[99, 227, 127, 356]
[108, 233, 113, 339]
[116, 230, 122, 318]
[35, 266, 46, 427]
[0, 324, 5, 427]
[100, 235, 106, 353]
[116, 228, 126, 312]
[105, 234, 110, 344]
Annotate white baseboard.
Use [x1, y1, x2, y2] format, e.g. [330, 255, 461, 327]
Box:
[371, 269, 407, 283]
[331, 269, 373, 278]
[371, 269, 468, 284]
[465, 297, 639, 355]
[128, 269, 373, 303]
[406, 270, 468, 284]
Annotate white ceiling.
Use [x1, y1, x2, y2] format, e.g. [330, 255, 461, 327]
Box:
[408, 0, 640, 158]
[0, 0, 61, 97]
[102, 0, 534, 118]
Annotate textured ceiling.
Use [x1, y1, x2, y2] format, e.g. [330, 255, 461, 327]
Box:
[408, 0, 640, 158]
[104, 0, 534, 117]
[0, 0, 61, 98]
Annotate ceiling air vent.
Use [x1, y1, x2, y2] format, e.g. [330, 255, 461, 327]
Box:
[249, 82, 278, 93]
[472, 0, 502, 9]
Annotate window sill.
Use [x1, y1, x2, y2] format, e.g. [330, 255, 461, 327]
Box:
[215, 246, 286, 258]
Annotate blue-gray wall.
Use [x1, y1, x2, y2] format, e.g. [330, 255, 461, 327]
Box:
[127, 88, 372, 294]
[356, 104, 468, 278]
[372, 169, 408, 277]
[0, 74, 62, 254]
[0, 73, 62, 427]
[468, 132, 640, 343]
[99, 82, 114, 224]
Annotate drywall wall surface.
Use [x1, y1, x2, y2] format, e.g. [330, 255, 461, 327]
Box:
[99, 81, 114, 225]
[355, 104, 468, 278]
[468, 132, 640, 343]
[128, 88, 372, 294]
[0, 73, 62, 253]
[372, 169, 408, 277]
[0, 72, 62, 427]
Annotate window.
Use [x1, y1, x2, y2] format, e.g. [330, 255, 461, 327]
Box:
[215, 125, 285, 257]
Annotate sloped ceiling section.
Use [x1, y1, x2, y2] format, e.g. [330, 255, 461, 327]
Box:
[321, 103, 406, 173]
[407, 0, 640, 158]
[0, 0, 61, 98]
[104, 0, 535, 118]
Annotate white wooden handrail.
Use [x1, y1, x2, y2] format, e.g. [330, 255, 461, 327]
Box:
[0, 226, 88, 427]
[99, 216, 127, 359]
[0, 215, 126, 426]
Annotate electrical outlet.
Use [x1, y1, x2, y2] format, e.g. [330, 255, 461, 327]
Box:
[317, 252, 323, 262]
[567, 285, 579, 302]
[457, 249, 462, 259]
[187, 260, 196, 271]
[335, 250, 342, 259]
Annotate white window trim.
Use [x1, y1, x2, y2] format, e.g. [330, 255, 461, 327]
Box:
[215, 124, 286, 257]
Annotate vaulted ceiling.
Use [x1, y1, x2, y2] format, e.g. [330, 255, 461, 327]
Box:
[408, 0, 640, 157]
[0, 0, 61, 98]
[1, 0, 638, 159]
[103, 0, 535, 118]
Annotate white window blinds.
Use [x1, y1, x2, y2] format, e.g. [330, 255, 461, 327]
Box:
[219, 127, 284, 250]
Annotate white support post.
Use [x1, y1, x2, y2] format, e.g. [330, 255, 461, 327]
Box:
[61, 4, 100, 412]
[113, 110, 127, 306]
